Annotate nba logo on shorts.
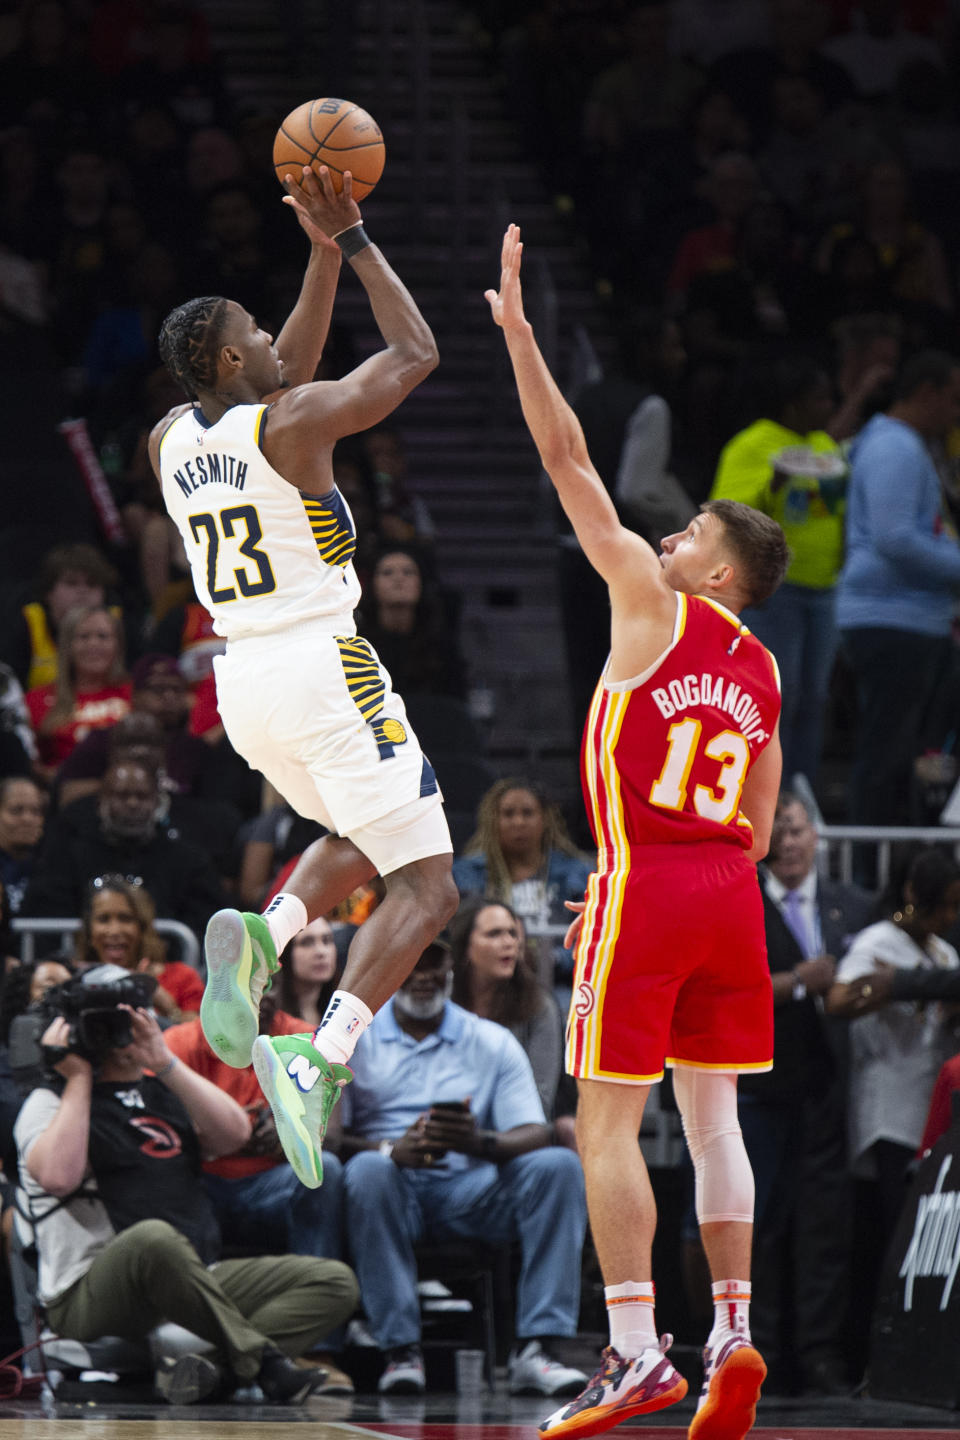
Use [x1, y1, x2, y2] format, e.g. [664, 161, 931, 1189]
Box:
[575, 982, 595, 1019]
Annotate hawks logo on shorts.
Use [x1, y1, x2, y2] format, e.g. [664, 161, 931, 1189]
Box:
[574, 982, 595, 1018]
[336, 636, 409, 759]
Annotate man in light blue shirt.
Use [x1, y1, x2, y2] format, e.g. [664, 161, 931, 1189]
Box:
[837, 349, 960, 850]
[339, 940, 588, 1397]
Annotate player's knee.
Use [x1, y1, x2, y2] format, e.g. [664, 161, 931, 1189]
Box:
[390, 857, 458, 931]
[432, 867, 460, 927]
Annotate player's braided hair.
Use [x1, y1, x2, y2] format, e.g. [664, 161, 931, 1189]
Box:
[158, 296, 231, 400]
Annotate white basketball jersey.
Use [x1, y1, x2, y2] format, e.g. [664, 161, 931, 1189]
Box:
[158, 402, 362, 639]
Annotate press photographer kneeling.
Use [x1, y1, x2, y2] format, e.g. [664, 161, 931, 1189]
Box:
[14, 968, 358, 1404]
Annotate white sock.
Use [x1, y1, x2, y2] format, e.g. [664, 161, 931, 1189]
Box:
[311, 990, 373, 1066]
[707, 1279, 752, 1351]
[605, 1281, 658, 1357]
[261, 892, 308, 956]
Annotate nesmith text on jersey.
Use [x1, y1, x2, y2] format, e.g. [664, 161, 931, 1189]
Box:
[172, 454, 248, 497]
[651, 674, 770, 745]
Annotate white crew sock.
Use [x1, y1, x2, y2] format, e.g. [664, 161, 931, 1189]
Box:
[605, 1280, 658, 1357]
[707, 1279, 752, 1352]
[261, 892, 308, 956]
[311, 990, 373, 1066]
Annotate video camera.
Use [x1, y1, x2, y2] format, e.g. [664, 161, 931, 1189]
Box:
[39, 971, 158, 1064]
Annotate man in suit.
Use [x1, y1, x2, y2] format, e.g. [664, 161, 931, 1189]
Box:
[743, 790, 873, 1394]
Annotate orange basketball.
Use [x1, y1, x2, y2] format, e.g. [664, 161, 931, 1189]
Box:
[273, 97, 385, 201]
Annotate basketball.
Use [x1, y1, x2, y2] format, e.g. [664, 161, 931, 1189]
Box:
[273, 98, 385, 201]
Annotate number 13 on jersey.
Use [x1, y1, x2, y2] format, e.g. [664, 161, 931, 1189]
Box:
[649, 718, 751, 825]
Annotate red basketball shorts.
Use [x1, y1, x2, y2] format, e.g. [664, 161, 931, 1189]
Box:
[565, 842, 773, 1083]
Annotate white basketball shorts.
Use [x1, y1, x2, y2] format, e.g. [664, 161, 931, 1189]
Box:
[213, 617, 452, 875]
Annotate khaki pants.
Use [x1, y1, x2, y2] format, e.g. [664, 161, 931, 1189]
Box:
[46, 1219, 358, 1382]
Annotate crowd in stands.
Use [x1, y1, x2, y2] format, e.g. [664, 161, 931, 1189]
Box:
[3, 0, 960, 1409]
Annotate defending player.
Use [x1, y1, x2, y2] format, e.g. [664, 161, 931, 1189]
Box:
[486, 226, 789, 1440]
[150, 165, 458, 1190]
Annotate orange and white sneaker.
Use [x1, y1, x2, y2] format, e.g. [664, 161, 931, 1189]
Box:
[538, 1337, 687, 1440]
[688, 1336, 766, 1440]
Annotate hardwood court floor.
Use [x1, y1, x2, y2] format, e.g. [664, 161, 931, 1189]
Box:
[0, 1384, 957, 1439]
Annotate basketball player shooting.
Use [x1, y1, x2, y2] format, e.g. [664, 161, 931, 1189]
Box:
[486, 224, 789, 1440]
[149, 164, 458, 1191]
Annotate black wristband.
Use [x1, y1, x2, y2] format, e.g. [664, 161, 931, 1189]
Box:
[334, 223, 372, 259]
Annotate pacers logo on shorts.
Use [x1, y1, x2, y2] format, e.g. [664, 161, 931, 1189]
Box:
[574, 982, 595, 1019]
[336, 636, 409, 760]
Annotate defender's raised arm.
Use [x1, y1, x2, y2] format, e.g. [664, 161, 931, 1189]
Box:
[485, 224, 663, 598]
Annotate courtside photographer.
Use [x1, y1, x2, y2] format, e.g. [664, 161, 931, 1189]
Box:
[13, 967, 357, 1405]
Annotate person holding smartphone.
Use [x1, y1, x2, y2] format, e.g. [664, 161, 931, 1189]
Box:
[336, 939, 588, 1398]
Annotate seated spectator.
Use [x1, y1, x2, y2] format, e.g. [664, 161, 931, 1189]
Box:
[15, 974, 357, 1405]
[274, 916, 342, 1031]
[59, 711, 241, 883]
[338, 939, 588, 1397]
[453, 778, 591, 989]
[361, 425, 436, 545]
[2, 542, 117, 693]
[757, 72, 836, 223]
[708, 0, 853, 139]
[116, 6, 229, 132]
[72, 874, 202, 1024]
[827, 848, 960, 1301]
[814, 156, 953, 317]
[829, 846, 960, 1376]
[21, 758, 226, 947]
[355, 546, 466, 701]
[58, 654, 212, 805]
[666, 150, 760, 306]
[829, 840, 960, 1347]
[0, 0, 95, 133]
[0, 664, 37, 775]
[0, 776, 46, 916]
[448, 896, 564, 1122]
[710, 355, 844, 785]
[25, 604, 131, 775]
[583, 1, 703, 171]
[164, 986, 352, 1393]
[822, 1, 945, 101]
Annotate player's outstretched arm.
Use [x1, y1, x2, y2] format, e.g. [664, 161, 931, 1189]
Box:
[276, 169, 438, 439]
[270, 164, 353, 388]
[486, 225, 661, 592]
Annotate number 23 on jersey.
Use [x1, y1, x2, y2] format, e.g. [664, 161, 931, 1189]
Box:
[189, 505, 277, 604]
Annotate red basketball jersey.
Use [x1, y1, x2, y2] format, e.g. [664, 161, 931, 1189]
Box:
[580, 593, 781, 853]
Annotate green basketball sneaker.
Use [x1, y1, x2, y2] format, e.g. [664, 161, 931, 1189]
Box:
[201, 910, 279, 1068]
[251, 1033, 352, 1189]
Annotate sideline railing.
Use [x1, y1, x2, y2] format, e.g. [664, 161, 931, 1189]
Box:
[12, 917, 201, 971]
[816, 825, 960, 889]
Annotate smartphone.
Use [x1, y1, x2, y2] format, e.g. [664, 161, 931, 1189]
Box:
[431, 1100, 469, 1112]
